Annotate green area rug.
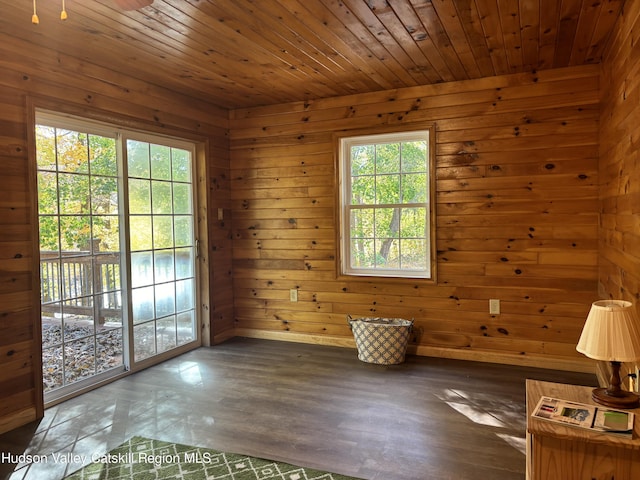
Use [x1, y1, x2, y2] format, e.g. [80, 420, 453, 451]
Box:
[64, 436, 362, 480]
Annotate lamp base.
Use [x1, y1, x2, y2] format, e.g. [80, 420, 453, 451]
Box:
[592, 387, 640, 409]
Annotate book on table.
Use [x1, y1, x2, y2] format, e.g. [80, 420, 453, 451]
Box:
[532, 396, 635, 438]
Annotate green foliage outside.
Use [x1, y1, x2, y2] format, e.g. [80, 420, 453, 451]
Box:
[349, 140, 429, 270]
[36, 126, 120, 254]
[36, 129, 193, 255]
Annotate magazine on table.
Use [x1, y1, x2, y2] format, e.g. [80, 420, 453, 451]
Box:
[532, 396, 635, 438]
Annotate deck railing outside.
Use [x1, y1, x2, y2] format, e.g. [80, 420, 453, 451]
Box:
[40, 248, 122, 324]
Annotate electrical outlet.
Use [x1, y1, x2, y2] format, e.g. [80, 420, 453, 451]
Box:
[489, 299, 500, 315]
[289, 289, 298, 302]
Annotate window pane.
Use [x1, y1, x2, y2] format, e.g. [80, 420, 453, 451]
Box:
[176, 278, 194, 312]
[155, 282, 175, 317]
[131, 251, 153, 288]
[402, 173, 427, 203]
[132, 286, 154, 323]
[151, 144, 171, 180]
[154, 250, 175, 283]
[61, 260, 93, 299]
[157, 316, 177, 353]
[174, 216, 193, 247]
[351, 145, 375, 176]
[177, 311, 195, 345]
[377, 238, 399, 268]
[97, 291, 122, 317]
[134, 322, 156, 361]
[89, 135, 117, 176]
[351, 176, 375, 205]
[92, 216, 120, 252]
[130, 216, 153, 251]
[350, 208, 374, 238]
[42, 304, 62, 349]
[351, 238, 375, 268]
[41, 263, 61, 303]
[38, 172, 58, 215]
[376, 175, 400, 204]
[39, 216, 60, 251]
[376, 143, 400, 174]
[375, 208, 398, 238]
[96, 329, 123, 372]
[400, 208, 427, 237]
[59, 173, 90, 215]
[175, 248, 194, 279]
[129, 179, 151, 214]
[401, 141, 427, 172]
[57, 131, 89, 174]
[65, 337, 95, 384]
[127, 140, 150, 178]
[42, 349, 63, 392]
[152, 181, 173, 214]
[59, 215, 91, 252]
[173, 183, 192, 214]
[95, 257, 120, 294]
[400, 239, 428, 270]
[91, 176, 119, 215]
[172, 149, 191, 182]
[36, 126, 57, 171]
[61, 304, 93, 340]
[153, 216, 174, 249]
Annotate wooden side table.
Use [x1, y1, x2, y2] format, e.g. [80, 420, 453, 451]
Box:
[526, 379, 640, 480]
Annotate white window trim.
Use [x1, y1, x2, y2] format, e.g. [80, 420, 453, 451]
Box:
[338, 127, 436, 280]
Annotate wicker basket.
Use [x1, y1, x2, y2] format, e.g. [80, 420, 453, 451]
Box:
[347, 315, 414, 365]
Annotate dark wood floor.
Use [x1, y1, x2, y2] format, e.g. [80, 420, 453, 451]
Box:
[1, 337, 597, 480]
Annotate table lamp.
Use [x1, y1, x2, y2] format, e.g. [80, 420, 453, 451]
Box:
[576, 300, 640, 409]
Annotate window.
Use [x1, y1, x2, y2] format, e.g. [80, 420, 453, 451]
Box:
[338, 127, 435, 279]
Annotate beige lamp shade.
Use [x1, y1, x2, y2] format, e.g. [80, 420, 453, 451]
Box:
[576, 300, 640, 362]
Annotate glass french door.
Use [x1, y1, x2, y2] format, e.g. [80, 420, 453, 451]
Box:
[36, 113, 199, 401]
[126, 138, 197, 362]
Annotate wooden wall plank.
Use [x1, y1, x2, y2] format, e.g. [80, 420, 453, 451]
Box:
[582, 0, 639, 383]
[0, 37, 232, 433]
[229, 65, 601, 371]
[599, 0, 640, 306]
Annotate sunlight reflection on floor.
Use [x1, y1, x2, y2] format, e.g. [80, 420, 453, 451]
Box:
[435, 388, 527, 455]
[178, 361, 203, 386]
[495, 433, 527, 455]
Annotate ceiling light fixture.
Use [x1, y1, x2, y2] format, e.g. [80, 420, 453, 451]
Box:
[31, 0, 39, 24]
[31, 0, 68, 24]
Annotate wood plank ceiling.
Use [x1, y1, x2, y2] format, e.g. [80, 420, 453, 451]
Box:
[2, 0, 625, 109]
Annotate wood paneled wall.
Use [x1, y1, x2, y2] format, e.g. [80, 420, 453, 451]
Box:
[0, 35, 231, 433]
[599, 0, 640, 303]
[598, 0, 640, 383]
[3, 3, 638, 436]
[229, 65, 601, 372]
